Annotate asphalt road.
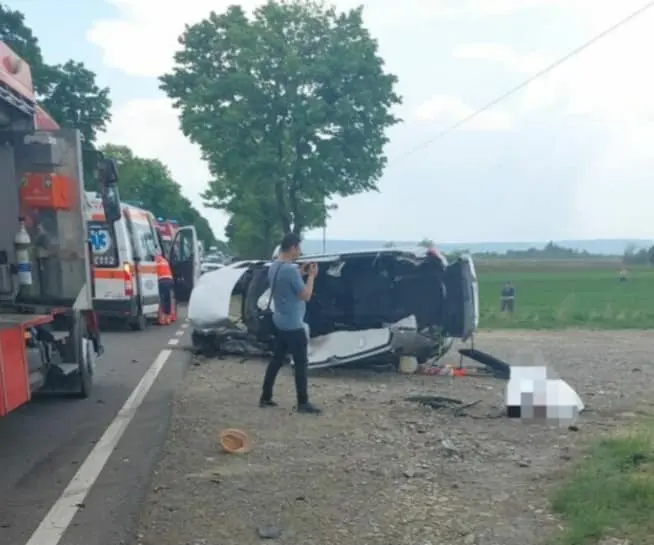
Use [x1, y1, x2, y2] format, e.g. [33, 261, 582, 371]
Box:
[0, 313, 191, 545]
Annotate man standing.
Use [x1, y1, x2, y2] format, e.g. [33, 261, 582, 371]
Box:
[260, 233, 321, 414]
[500, 281, 516, 313]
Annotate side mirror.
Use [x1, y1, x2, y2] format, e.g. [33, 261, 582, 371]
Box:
[98, 158, 121, 223]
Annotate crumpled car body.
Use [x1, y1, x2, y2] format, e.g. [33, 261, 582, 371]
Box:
[188, 247, 479, 369]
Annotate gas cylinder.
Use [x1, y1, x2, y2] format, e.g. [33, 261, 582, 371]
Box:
[14, 217, 32, 286]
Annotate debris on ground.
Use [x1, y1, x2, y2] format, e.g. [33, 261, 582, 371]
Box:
[219, 428, 252, 454]
[135, 330, 654, 545]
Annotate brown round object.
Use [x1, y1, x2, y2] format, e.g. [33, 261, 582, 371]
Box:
[219, 428, 252, 454]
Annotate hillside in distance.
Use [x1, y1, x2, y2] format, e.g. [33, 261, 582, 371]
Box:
[300, 239, 654, 256]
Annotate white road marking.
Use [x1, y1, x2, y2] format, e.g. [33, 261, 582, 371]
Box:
[175, 329, 184, 336]
[181, 323, 189, 329]
[25, 349, 173, 545]
[168, 338, 179, 345]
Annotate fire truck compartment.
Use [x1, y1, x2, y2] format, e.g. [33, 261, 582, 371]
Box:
[0, 42, 97, 416]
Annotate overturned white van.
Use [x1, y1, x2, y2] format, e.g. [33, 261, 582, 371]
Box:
[188, 247, 479, 370]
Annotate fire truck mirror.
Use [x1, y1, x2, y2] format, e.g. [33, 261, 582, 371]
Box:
[98, 157, 118, 185]
[98, 157, 121, 223]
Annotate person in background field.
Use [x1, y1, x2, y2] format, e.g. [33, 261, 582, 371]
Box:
[156, 251, 175, 325]
[260, 232, 321, 415]
[500, 281, 515, 313]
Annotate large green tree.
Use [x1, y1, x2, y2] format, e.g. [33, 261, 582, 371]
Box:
[0, 2, 48, 93]
[1, 3, 218, 251]
[161, 0, 401, 247]
[40, 60, 111, 144]
[0, 3, 111, 144]
[99, 144, 217, 247]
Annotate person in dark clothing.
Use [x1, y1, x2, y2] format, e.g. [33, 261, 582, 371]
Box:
[260, 233, 321, 414]
[500, 281, 515, 313]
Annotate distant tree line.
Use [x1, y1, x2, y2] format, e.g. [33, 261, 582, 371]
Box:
[473, 242, 594, 260]
[356, 240, 654, 265]
[622, 244, 654, 265]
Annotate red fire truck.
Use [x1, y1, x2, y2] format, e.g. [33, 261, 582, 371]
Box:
[0, 42, 118, 416]
[155, 218, 179, 255]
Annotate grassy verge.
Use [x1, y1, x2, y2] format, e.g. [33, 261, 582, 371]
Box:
[551, 424, 654, 544]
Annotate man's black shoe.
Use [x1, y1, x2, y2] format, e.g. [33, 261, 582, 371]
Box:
[297, 402, 322, 414]
[259, 398, 278, 408]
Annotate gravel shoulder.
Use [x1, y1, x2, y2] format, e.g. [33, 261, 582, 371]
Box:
[134, 330, 654, 545]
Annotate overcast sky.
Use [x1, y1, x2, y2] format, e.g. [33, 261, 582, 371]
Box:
[20, 0, 654, 243]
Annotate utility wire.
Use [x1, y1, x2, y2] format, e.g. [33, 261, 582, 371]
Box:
[392, 0, 654, 164]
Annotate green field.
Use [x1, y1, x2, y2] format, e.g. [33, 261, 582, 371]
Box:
[476, 260, 654, 329]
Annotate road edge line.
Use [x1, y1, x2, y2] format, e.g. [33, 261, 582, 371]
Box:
[24, 348, 173, 545]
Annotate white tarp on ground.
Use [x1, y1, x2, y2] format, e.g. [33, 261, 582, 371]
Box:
[506, 365, 584, 426]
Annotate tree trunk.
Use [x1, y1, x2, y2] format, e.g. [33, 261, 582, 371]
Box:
[274, 180, 291, 234]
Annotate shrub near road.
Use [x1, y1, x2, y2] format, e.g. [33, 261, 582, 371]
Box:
[477, 260, 654, 329]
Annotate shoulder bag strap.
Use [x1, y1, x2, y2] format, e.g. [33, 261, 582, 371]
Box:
[266, 263, 283, 311]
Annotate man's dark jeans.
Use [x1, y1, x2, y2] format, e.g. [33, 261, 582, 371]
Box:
[261, 326, 309, 405]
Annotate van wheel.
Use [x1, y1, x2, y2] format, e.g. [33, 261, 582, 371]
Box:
[129, 311, 147, 331]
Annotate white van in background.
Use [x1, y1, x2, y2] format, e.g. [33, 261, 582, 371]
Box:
[85, 192, 201, 329]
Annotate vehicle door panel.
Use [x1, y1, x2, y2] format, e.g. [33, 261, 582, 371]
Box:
[137, 215, 162, 314]
[168, 226, 199, 302]
[442, 255, 478, 340]
[122, 211, 140, 300]
[307, 328, 393, 369]
[88, 219, 125, 299]
[188, 266, 250, 330]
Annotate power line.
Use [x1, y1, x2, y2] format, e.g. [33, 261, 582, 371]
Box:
[392, 0, 654, 164]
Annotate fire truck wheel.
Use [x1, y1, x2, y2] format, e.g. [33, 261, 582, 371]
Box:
[74, 317, 94, 398]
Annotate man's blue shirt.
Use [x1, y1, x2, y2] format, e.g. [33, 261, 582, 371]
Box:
[269, 260, 306, 331]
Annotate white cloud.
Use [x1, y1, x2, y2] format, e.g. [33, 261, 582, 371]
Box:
[452, 43, 551, 74]
[98, 97, 228, 235]
[87, 0, 555, 77]
[412, 95, 512, 131]
[452, 2, 654, 125]
[87, 0, 654, 241]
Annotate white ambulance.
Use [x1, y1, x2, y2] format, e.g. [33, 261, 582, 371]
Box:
[85, 192, 201, 329]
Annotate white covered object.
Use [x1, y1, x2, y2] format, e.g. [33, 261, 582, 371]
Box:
[506, 365, 584, 426]
[188, 266, 249, 330]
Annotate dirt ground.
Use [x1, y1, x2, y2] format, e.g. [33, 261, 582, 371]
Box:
[134, 330, 654, 545]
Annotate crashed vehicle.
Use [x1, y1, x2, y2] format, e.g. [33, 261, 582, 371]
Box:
[188, 247, 479, 369]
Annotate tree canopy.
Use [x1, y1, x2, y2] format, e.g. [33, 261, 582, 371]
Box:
[161, 0, 401, 257]
[0, 2, 111, 144]
[98, 145, 216, 247]
[1, 3, 219, 250]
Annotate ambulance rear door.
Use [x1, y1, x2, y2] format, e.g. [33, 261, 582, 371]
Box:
[123, 207, 160, 317]
[168, 226, 200, 302]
